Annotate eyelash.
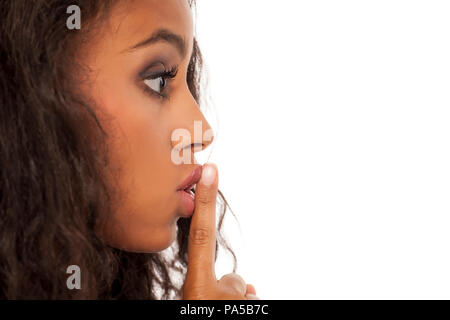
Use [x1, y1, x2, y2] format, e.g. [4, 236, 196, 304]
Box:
[141, 65, 179, 100]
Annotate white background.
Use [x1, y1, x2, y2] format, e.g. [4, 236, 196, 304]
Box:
[193, 0, 450, 299]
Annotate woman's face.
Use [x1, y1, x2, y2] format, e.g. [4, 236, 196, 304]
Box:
[79, 0, 213, 252]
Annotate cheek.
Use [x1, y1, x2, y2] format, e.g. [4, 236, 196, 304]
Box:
[97, 89, 180, 252]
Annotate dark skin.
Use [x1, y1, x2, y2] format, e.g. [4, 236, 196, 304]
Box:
[78, 0, 258, 299]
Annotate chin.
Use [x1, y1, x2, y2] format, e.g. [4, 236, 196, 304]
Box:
[103, 222, 178, 253]
[131, 224, 178, 253]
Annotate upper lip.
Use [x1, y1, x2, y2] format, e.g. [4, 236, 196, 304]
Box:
[177, 166, 202, 191]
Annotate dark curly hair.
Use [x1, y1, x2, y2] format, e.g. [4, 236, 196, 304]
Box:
[0, 0, 237, 299]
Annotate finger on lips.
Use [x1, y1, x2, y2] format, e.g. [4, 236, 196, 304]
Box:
[186, 163, 219, 284]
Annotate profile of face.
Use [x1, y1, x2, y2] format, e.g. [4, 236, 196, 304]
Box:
[78, 0, 213, 253]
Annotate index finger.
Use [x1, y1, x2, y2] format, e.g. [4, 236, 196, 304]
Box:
[186, 163, 218, 284]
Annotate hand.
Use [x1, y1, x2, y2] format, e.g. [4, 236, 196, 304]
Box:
[182, 163, 259, 300]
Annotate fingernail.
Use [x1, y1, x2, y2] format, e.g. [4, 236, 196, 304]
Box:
[200, 163, 216, 186]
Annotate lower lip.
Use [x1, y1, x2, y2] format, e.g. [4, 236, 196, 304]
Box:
[178, 189, 195, 217]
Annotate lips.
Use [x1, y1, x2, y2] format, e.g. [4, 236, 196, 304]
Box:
[177, 166, 202, 217]
[177, 165, 202, 192]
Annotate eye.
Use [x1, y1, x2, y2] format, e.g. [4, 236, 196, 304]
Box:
[139, 63, 178, 99]
[144, 76, 166, 94]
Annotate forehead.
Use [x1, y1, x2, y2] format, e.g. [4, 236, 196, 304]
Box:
[106, 0, 193, 50]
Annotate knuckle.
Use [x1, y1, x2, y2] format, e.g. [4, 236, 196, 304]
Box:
[233, 273, 245, 283]
[190, 227, 211, 245]
[230, 273, 246, 285]
[220, 273, 246, 294]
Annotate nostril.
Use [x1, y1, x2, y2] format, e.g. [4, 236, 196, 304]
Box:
[191, 142, 204, 152]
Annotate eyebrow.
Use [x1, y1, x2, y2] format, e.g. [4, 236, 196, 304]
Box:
[125, 28, 187, 58]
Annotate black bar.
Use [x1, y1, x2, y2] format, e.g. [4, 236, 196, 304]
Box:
[0, 300, 449, 319]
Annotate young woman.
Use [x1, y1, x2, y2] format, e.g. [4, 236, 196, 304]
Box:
[0, 0, 258, 299]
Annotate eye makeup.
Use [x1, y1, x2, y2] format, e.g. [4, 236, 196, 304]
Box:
[138, 61, 179, 100]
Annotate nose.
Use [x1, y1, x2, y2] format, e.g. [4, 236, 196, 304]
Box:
[170, 88, 214, 162]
